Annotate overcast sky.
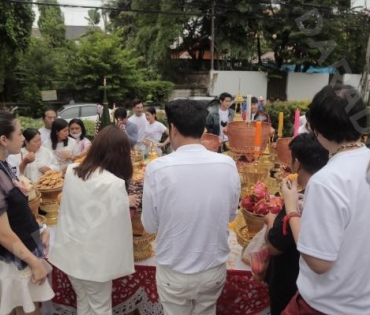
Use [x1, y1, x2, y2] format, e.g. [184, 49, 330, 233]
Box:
[33, 0, 105, 27]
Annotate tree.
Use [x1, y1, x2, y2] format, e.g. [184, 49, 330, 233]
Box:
[85, 9, 101, 26]
[68, 30, 143, 102]
[38, 0, 66, 47]
[0, 1, 34, 96]
[15, 37, 76, 113]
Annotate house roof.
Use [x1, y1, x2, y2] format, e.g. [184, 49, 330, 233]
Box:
[65, 25, 101, 40]
[31, 25, 101, 41]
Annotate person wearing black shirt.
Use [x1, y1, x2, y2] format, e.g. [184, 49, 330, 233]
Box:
[264, 133, 328, 315]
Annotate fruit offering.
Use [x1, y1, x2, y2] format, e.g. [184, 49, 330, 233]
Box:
[36, 170, 64, 190]
[287, 173, 298, 181]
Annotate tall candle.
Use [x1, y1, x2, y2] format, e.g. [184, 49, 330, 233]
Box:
[293, 109, 300, 137]
[246, 94, 252, 123]
[277, 112, 284, 138]
[254, 121, 262, 156]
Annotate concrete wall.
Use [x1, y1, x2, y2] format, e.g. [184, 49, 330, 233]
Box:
[343, 74, 364, 90]
[209, 71, 268, 99]
[172, 71, 365, 102]
[286, 73, 329, 100]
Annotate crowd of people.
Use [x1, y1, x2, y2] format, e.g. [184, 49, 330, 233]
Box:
[0, 84, 369, 315]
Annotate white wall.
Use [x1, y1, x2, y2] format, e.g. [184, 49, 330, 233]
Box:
[209, 71, 268, 99]
[343, 74, 362, 90]
[287, 73, 329, 100]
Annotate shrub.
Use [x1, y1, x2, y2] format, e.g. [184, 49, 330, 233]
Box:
[265, 100, 310, 138]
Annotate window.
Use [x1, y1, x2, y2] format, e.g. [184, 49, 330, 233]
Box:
[59, 107, 79, 120]
[81, 105, 97, 117]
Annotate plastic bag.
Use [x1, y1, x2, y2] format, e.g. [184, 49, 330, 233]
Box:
[242, 225, 270, 281]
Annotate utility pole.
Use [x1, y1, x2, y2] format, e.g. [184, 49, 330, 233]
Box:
[210, 0, 215, 71]
[360, 34, 370, 103]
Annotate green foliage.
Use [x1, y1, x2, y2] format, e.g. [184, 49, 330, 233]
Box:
[85, 9, 101, 26]
[82, 120, 96, 138]
[68, 31, 142, 102]
[38, 0, 66, 47]
[17, 116, 43, 130]
[265, 100, 310, 137]
[15, 37, 74, 114]
[137, 81, 174, 106]
[0, 1, 34, 93]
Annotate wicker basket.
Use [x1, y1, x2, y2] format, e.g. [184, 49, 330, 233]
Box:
[236, 225, 251, 248]
[131, 211, 145, 236]
[241, 208, 265, 238]
[201, 133, 220, 152]
[38, 187, 63, 203]
[276, 137, 292, 166]
[227, 121, 271, 155]
[28, 191, 41, 217]
[133, 233, 155, 262]
[242, 165, 269, 187]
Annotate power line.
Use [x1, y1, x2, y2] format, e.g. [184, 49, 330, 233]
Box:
[3, 0, 368, 19]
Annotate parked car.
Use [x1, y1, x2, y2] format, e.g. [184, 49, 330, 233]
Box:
[57, 103, 100, 122]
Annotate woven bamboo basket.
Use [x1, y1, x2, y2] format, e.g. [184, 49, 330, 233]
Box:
[201, 133, 220, 152]
[276, 137, 292, 166]
[236, 225, 251, 248]
[38, 187, 63, 203]
[241, 208, 265, 238]
[131, 211, 145, 236]
[133, 233, 155, 262]
[28, 191, 41, 217]
[227, 121, 271, 156]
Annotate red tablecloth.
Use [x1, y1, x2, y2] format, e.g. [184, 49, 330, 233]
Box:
[50, 264, 269, 315]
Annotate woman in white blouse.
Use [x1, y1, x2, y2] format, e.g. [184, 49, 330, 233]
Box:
[43, 119, 79, 171]
[142, 107, 170, 156]
[49, 125, 134, 315]
[18, 128, 58, 183]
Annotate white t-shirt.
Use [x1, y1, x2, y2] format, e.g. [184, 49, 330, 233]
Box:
[38, 127, 51, 143]
[142, 121, 167, 155]
[141, 144, 241, 274]
[43, 137, 79, 171]
[218, 108, 229, 141]
[297, 146, 370, 314]
[128, 114, 147, 143]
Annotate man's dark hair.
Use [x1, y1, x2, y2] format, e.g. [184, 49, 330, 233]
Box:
[251, 96, 258, 104]
[42, 107, 57, 119]
[114, 107, 128, 120]
[219, 92, 232, 102]
[165, 99, 208, 138]
[289, 133, 328, 175]
[132, 99, 143, 107]
[309, 84, 367, 143]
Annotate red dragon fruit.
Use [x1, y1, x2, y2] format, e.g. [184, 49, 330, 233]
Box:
[265, 196, 284, 214]
[253, 199, 270, 216]
[241, 195, 255, 210]
[252, 181, 270, 202]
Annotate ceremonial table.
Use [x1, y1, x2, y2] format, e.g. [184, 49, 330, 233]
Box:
[43, 227, 270, 315]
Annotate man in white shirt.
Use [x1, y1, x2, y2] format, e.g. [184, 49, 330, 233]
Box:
[281, 84, 370, 315]
[142, 99, 240, 315]
[38, 108, 57, 143]
[128, 100, 147, 153]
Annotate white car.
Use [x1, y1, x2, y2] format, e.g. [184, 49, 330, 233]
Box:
[57, 103, 101, 122]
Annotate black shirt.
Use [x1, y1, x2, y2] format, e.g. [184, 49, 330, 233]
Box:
[264, 205, 300, 315]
